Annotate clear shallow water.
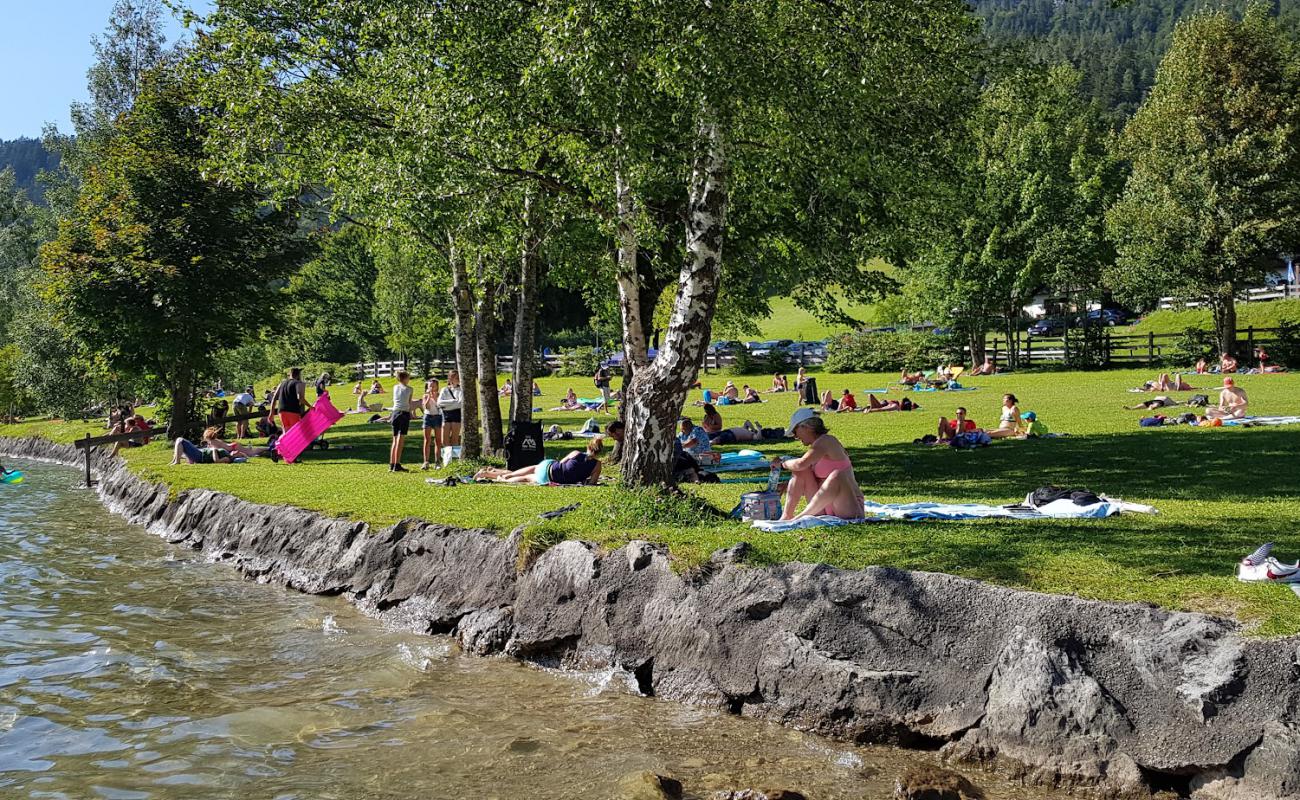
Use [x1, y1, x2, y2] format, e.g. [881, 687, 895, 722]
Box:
[0, 459, 1047, 799]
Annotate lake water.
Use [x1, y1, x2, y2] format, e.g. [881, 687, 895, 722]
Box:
[0, 458, 1047, 799]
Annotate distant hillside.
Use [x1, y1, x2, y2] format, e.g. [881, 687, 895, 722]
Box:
[0, 138, 59, 203]
[973, 0, 1300, 116]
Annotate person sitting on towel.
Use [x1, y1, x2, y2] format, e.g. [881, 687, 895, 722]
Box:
[742, 385, 763, 404]
[474, 436, 606, 485]
[767, 373, 789, 393]
[368, 379, 384, 395]
[499, 379, 513, 397]
[1195, 358, 1208, 374]
[772, 409, 864, 521]
[1018, 411, 1049, 437]
[1206, 377, 1248, 420]
[1219, 352, 1238, 374]
[678, 417, 713, 457]
[836, 389, 857, 413]
[551, 388, 582, 411]
[987, 394, 1022, 439]
[938, 407, 977, 441]
[700, 404, 725, 440]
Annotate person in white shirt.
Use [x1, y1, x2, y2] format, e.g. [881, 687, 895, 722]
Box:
[232, 386, 256, 439]
[438, 371, 464, 447]
[389, 371, 414, 472]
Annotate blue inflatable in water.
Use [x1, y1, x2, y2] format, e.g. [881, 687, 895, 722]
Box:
[1, 470, 23, 485]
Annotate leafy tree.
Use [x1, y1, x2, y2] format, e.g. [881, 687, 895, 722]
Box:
[39, 66, 312, 436]
[279, 225, 387, 366]
[906, 65, 1122, 366]
[1106, 6, 1300, 355]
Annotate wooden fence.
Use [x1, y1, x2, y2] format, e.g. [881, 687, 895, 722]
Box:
[354, 348, 829, 378]
[987, 326, 1282, 368]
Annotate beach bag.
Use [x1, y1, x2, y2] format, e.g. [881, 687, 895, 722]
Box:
[1187, 394, 1209, 407]
[1139, 416, 1166, 427]
[738, 491, 783, 521]
[1028, 486, 1101, 508]
[505, 421, 545, 471]
[801, 377, 819, 405]
[580, 417, 600, 434]
[1175, 412, 1198, 425]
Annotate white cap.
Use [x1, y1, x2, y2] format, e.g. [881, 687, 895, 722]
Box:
[785, 407, 818, 436]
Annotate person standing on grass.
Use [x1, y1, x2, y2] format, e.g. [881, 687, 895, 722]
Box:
[389, 371, 414, 472]
[438, 371, 464, 447]
[232, 386, 256, 439]
[593, 363, 613, 413]
[421, 378, 443, 471]
[268, 367, 311, 433]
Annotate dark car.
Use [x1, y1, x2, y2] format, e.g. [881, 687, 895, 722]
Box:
[1027, 317, 1067, 337]
[707, 340, 745, 356]
[1085, 308, 1130, 327]
[749, 339, 795, 357]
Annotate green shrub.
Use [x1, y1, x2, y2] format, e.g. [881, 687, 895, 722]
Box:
[557, 346, 604, 377]
[1167, 327, 1217, 367]
[727, 347, 796, 376]
[1268, 320, 1300, 368]
[1064, 327, 1108, 369]
[824, 330, 963, 372]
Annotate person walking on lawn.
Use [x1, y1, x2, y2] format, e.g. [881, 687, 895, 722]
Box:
[389, 371, 414, 472]
[268, 367, 311, 433]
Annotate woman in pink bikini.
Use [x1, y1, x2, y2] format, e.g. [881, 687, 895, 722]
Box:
[772, 409, 864, 521]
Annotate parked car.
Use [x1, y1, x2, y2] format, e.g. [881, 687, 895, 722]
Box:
[707, 340, 745, 356]
[1027, 317, 1067, 337]
[1084, 308, 1131, 327]
[794, 339, 829, 358]
[748, 339, 795, 357]
[603, 348, 657, 368]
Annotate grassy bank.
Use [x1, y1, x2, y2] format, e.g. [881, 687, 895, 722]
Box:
[5, 368, 1300, 635]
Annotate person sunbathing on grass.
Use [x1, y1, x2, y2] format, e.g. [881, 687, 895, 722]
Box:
[987, 394, 1022, 439]
[742, 385, 763, 404]
[899, 369, 924, 386]
[771, 410, 863, 521]
[767, 373, 789, 393]
[836, 389, 858, 412]
[1142, 373, 1195, 392]
[969, 356, 996, 376]
[820, 389, 840, 412]
[1206, 377, 1249, 420]
[170, 427, 274, 465]
[474, 436, 606, 485]
[863, 393, 901, 413]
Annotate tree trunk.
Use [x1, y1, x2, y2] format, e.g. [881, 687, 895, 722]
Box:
[615, 168, 649, 371]
[1212, 285, 1237, 356]
[476, 266, 503, 457]
[621, 110, 728, 488]
[967, 328, 986, 368]
[511, 194, 541, 424]
[449, 240, 482, 457]
[165, 367, 194, 440]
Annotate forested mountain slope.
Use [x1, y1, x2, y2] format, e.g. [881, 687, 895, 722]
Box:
[0, 138, 58, 203]
[973, 0, 1300, 115]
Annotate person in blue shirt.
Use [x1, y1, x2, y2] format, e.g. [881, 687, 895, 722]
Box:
[678, 417, 712, 456]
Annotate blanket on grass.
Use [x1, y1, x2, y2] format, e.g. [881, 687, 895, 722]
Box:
[1222, 415, 1300, 427]
[701, 450, 770, 473]
[751, 496, 1153, 531]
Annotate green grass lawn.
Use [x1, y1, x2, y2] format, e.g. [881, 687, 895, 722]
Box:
[751, 295, 877, 341]
[6, 368, 1300, 635]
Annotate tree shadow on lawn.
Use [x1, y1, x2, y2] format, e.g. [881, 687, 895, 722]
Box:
[846, 425, 1300, 504]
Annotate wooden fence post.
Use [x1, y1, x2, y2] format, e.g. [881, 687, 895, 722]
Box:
[1147, 332, 1155, 364]
[1247, 326, 1255, 354]
[83, 433, 94, 488]
[1026, 337, 1033, 366]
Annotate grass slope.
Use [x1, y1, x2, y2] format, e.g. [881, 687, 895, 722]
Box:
[1124, 298, 1300, 336]
[6, 369, 1300, 635]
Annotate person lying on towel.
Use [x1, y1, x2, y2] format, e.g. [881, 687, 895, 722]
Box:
[771, 409, 864, 521]
[1206, 377, 1248, 420]
[474, 436, 606, 485]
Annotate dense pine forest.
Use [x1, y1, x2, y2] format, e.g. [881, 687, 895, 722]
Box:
[974, 0, 1300, 115]
[0, 138, 57, 203]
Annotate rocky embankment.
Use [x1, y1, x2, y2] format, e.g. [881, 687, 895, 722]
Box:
[3, 434, 1298, 799]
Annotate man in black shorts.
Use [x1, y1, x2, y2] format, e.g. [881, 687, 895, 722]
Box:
[389, 371, 413, 472]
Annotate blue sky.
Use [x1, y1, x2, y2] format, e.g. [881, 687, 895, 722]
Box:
[0, 1, 211, 140]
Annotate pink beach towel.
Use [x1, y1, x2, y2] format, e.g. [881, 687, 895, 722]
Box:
[277, 392, 344, 463]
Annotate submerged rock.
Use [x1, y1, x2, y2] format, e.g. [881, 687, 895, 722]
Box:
[617, 770, 683, 800]
[893, 765, 983, 800]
